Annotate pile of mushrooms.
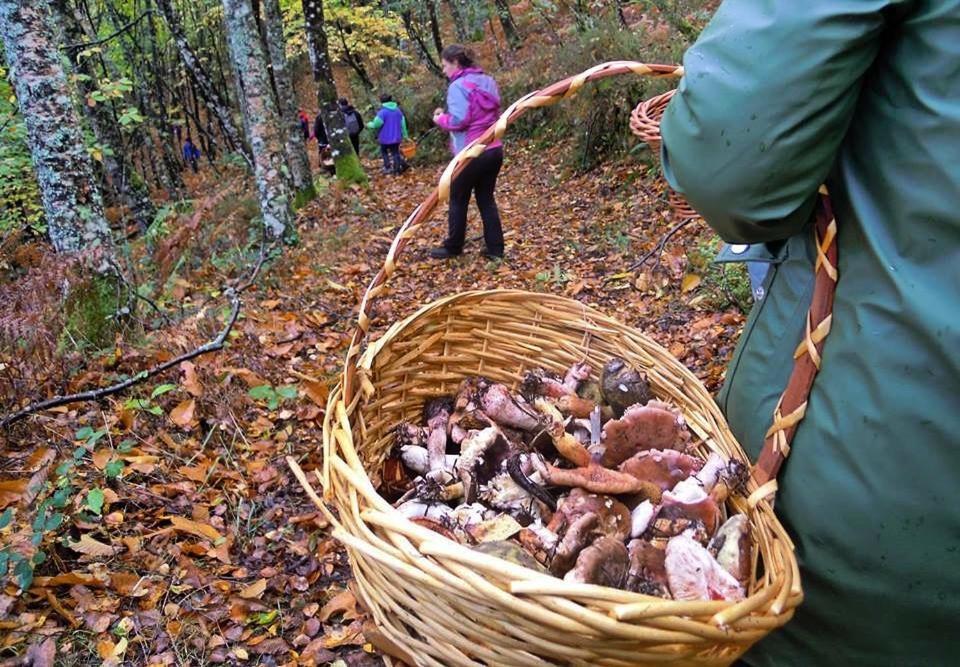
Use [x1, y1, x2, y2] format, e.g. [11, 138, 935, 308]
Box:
[387, 357, 752, 601]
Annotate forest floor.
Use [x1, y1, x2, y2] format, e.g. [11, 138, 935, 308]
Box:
[0, 140, 747, 666]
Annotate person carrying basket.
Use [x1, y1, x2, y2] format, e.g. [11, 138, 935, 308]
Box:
[430, 44, 505, 261]
[659, 1, 960, 664]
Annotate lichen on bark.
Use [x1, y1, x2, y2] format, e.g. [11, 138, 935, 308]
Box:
[221, 0, 295, 241]
[0, 0, 113, 254]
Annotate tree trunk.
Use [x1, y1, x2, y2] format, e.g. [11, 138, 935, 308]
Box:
[333, 20, 374, 90]
[443, 0, 469, 42]
[427, 0, 443, 58]
[492, 0, 522, 49]
[55, 0, 156, 232]
[155, 0, 252, 168]
[221, 0, 294, 240]
[301, 0, 366, 185]
[399, 10, 444, 79]
[0, 0, 112, 253]
[260, 0, 314, 198]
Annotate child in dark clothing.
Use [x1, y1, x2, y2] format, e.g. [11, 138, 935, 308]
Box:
[366, 94, 409, 174]
[182, 138, 201, 173]
[338, 97, 363, 155]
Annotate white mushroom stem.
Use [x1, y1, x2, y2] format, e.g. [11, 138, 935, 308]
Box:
[630, 500, 659, 538]
[400, 445, 459, 475]
[396, 501, 453, 521]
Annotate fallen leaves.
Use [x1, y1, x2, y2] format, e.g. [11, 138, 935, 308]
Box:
[168, 398, 196, 427]
[67, 534, 117, 558]
[239, 578, 267, 600]
[168, 515, 223, 542]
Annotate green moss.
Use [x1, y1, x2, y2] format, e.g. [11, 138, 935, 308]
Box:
[62, 273, 120, 350]
[291, 183, 318, 210]
[333, 153, 368, 186]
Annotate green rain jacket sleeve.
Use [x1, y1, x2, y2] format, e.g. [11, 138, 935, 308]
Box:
[660, 0, 900, 244]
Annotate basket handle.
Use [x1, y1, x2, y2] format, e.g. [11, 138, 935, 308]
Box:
[752, 190, 838, 489]
[628, 90, 839, 493]
[341, 61, 684, 405]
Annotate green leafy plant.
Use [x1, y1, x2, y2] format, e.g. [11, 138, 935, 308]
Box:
[248, 384, 298, 410]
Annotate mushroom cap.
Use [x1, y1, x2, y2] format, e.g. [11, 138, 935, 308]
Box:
[600, 357, 652, 417]
[555, 488, 632, 542]
[564, 535, 629, 587]
[600, 402, 691, 467]
[618, 449, 703, 492]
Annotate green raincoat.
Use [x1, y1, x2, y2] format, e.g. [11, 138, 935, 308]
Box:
[660, 1, 960, 665]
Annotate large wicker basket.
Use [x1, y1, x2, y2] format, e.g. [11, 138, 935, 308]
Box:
[292, 62, 840, 666]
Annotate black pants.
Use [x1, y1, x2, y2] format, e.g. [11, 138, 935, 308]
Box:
[188, 157, 198, 174]
[349, 133, 360, 155]
[379, 143, 408, 173]
[445, 146, 504, 254]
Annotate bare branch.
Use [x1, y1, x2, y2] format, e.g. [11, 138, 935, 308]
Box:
[0, 241, 275, 429]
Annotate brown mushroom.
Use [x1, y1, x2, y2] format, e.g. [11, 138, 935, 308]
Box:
[533, 398, 591, 467]
[564, 535, 629, 587]
[600, 357, 652, 417]
[597, 401, 692, 467]
[531, 454, 662, 499]
[626, 539, 670, 597]
[618, 449, 704, 492]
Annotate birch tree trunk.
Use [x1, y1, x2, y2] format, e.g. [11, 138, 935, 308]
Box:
[301, 0, 366, 185]
[0, 0, 112, 253]
[261, 0, 314, 200]
[155, 0, 252, 168]
[221, 0, 294, 240]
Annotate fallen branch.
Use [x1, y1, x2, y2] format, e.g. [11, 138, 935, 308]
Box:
[0, 240, 272, 429]
[617, 217, 695, 280]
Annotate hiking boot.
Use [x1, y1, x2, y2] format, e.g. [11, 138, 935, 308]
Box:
[429, 246, 462, 260]
[483, 248, 504, 261]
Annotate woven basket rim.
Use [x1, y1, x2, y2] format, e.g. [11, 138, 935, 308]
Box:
[316, 289, 801, 665]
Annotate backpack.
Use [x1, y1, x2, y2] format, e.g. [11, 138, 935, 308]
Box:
[343, 110, 361, 135]
[461, 79, 501, 123]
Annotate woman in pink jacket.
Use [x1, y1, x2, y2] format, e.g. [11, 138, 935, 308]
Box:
[431, 45, 504, 260]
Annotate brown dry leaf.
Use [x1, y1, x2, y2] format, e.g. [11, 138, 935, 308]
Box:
[180, 361, 203, 397]
[239, 578, 267, 600]
[319, 589, 359, 622]
[92, 449, 112, 470]
[300, 379, 329, 408]
[169, 399, 196, 428]
[96, 638, 116, 660]
[169, 516, 223, 542]
[321, 619, 365, 648]
[68, 534, 117, 558]
[178, 460, 210, 482]
[225, 367, 267, 388]
[32, 572, 106, 588]
[110, 572, 146, 596]
[0, 478, 28, 509]
[681, 273, 702, 293]
[260, 299, 281, 310]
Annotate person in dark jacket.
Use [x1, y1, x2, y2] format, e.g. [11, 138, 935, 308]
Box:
[298, 109, 311, 141]
[182, 137, 201, 173]
[660, 1, 960, 664]
[338, 97, 363, 155]
[430, 44, 504, 260]
[366, 94, 409, 175]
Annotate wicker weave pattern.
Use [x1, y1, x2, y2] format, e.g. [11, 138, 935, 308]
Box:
[289, 62, 809, 666]
[303, 290, 801, 665]
[629, 89, 699, 220]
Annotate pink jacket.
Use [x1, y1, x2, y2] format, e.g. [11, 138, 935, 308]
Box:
[434, 67, 502, 154]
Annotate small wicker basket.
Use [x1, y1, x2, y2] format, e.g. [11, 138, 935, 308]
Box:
[400, 139, 418, 159]
[292, 61, 840, 666]
[630, 89, 699, 221]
